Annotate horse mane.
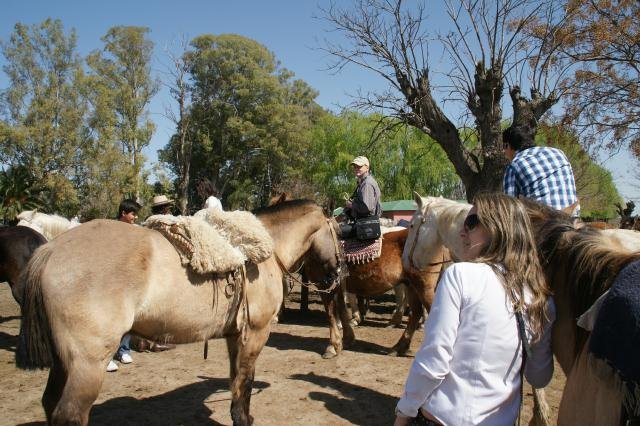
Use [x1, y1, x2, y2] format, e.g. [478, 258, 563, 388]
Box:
[253, 199, 323, 218]
[523, 199, 640, 318]
[16, 210, 78, 240]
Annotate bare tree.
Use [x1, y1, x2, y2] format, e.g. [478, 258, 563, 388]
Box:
[545, 0, 640, 158]
[160, 36, 193, 214]
[320, 0, 570, 200]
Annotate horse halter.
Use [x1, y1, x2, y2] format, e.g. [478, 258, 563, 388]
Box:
[309, 217, 347, 292]
[275, 217, 346, 294]
[407, 209, 451, 272]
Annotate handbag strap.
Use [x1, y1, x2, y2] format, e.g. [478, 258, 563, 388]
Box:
[515, 310, 531, 426]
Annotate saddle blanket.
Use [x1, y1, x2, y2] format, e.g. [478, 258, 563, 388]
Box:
[588, 258, 640, 417]
[340, 237, 382, 264]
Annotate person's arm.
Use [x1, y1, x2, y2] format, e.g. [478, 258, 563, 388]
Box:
[503, 164, 518, 197]
[525, 297, 556, 388]
[396, 266, 464, 417]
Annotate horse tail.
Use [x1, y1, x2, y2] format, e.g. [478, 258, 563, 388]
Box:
[529, 387, 551, 426]
[16, 245, 55, 370]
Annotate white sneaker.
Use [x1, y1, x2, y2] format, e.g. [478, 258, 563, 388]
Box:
[106, 360, 118, 372]
[119, 353, 133, 364]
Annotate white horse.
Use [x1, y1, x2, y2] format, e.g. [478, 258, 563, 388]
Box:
[601, 228, 640, 251]
[16, 210, 79, 240]
[401, 193, 470, 271]
[402, 192, 552, 425]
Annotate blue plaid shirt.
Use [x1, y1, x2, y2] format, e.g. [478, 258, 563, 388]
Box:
[503, 146, 579, 214]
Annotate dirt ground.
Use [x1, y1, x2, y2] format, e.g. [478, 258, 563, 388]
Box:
[0, 283, 566, 426]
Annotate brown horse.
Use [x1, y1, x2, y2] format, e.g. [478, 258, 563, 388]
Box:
[317, 227, 447, 359]
[524, 200, 640, 425]
[0, 225, 47, 305]
[17, 199, 342, 426]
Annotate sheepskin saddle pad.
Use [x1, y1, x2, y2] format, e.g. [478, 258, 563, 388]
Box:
[144, 208, 273, 275]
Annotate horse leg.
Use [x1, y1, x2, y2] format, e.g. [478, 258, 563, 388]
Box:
[389, 287, 423, 356]
[320, 290, 344, 359]
[50, 360, 105, 426]
[337, 285, 355, 349]
[387, 283, 407, 328]
[346, 292, 361, 326]
[226, 326, 270, 426]
[300, 284, 309, 312]
[42, 356, 67, 423]
[357, 295, 369, 322]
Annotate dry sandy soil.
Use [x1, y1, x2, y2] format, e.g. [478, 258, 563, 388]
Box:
[0, 283, 566, 426]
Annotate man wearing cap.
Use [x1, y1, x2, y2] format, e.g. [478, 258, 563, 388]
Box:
[341, 156, 382, 238]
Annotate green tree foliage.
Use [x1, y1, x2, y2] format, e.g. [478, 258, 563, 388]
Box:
[308, 111, 462, 206]
[0, 19, 85, 215]
[86, 26, 158, 197]
[0, 165, 43, 223]
[537, 123, 621, 219]
[161, 34, 321, 210]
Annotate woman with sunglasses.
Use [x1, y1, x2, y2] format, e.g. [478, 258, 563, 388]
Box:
[394, 193, 555, 426]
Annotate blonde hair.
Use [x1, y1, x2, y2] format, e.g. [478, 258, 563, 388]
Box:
[472, 192, 550, 341]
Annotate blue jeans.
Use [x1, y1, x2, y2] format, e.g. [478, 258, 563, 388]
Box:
[116, 334, 131, 358]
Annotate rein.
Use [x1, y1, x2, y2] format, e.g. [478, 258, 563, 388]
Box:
[407, 213, 453, 272]
[274, 218, 345, 294]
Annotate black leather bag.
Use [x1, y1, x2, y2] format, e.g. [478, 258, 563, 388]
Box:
[355, 216, 381, 240]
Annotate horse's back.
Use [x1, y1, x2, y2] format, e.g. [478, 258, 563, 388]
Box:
[382, 227, 408, 242]
[347, 231, 405, 295]
[34, 221, 168, 327]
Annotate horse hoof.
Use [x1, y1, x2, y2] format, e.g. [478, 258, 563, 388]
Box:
[388, 347, 411, 357]
[151, 343, 176, 352]
[322, 346, 338, 359]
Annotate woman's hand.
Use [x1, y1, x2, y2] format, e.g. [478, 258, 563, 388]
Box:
[393, 415, 410, 426]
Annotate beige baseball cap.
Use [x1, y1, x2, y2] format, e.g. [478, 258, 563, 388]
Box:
[350, 156, 369, 167]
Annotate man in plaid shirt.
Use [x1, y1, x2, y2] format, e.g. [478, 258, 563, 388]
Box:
[502, 126, 580, 217]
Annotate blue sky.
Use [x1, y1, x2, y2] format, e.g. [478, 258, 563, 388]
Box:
[2, 0, 638, 205]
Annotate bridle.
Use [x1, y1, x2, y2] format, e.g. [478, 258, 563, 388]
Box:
[275, 217, 346, 294]
[407, 209, 452, 272]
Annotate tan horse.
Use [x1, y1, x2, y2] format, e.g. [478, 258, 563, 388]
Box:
[524, 200, 640, 425]
[17, 199, 342, 426]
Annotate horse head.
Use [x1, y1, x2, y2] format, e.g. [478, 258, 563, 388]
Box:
[303, 216, 346, 292]
[256, 199, 345, 292]
[403, 192, 470, 271]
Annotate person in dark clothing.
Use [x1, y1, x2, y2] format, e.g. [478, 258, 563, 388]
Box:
[340, 156, 382, 239]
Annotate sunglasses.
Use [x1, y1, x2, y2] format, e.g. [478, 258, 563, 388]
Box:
[463, 214, 481, 232]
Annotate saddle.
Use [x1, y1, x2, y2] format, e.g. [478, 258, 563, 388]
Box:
[144, 208, 273, 275]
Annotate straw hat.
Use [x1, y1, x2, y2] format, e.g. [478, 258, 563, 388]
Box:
[151, 195, 173, 207]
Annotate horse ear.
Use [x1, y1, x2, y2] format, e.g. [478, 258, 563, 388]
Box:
[561, 201, 579, 217]
[412, 191, 423, 209]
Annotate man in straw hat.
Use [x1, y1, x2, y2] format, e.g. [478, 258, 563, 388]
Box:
[150, 195, 174, 215]
[340, 155, 382, 238]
